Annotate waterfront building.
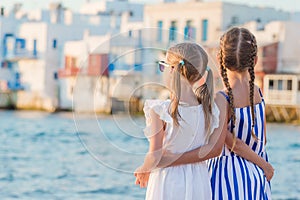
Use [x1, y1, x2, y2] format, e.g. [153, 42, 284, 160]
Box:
[57, 1, 145, 112]
[0, 0, 144, 111]
[1, 0, 300, 113]
[144, 0, 290, 45]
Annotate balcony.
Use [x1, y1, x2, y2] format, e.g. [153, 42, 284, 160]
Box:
[2, 34, 38, 62]
[3, 50, 38, 62]
[58, 67, 80, 78]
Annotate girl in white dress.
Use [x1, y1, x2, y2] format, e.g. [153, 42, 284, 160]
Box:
[134, 42, 227, 200]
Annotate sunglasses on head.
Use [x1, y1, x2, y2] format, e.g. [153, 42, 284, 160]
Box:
[158, 60, 184, 72]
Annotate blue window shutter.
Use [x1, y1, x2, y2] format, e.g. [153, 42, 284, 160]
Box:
[202, 19, 208, 42]
[157, 21, 163, 42]
[184, 26, 189, 40]
[33, 39, 37, 56]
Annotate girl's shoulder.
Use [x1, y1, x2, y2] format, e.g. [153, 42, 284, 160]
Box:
[144, 99, 170, 107]
[143, 99, 172, 139]
[143, 99, 172, 123]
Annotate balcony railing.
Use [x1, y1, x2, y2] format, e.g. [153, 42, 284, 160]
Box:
[3, 50, 38, 62]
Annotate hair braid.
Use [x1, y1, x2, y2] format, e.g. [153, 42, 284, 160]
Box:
[248, 36, 258, 140]
[219, 45, 237, 149]
[219, 27, 260, 147]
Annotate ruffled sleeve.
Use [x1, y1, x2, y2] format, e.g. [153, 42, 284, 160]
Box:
[209, 102, 220, 136]
[143, 99, 172, 139]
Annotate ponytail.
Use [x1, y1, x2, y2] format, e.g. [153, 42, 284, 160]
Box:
[194, 67, 214, 132]
[170, 61, 183, 126]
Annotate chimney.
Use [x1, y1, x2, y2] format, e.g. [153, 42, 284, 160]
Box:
[13, 3, 22, 14]
[49, 3, 63, 23]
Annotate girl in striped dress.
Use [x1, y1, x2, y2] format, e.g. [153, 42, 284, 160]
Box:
[157, 27, 274, 200]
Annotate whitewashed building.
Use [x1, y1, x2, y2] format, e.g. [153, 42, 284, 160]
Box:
[1, 0, 144, 111]
[57, 0, 146, 112]
[264, 74, 300, 106]
[246, 21, 300, 74]
[144, 0, 290, 45]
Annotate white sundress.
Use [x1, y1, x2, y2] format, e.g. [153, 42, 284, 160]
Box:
[143, 99, 220, 200]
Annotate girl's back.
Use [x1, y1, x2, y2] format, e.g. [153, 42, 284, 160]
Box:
[208, 86, 271, 200]
[144, 99, 219, 154]
[135, 42, 217, 200]
[144, 99, 219, 200]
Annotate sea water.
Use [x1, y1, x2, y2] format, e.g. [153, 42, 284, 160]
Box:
[0, 111, 299, 200]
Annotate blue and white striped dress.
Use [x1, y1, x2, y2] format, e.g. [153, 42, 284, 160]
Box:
[208, 89, 272, 200]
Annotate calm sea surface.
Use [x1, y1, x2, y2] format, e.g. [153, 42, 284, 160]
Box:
[0, 111, 299, 200]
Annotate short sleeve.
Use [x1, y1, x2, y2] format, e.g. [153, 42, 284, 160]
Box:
[143, 99, 172, 139]
[209, 102, 220, 136]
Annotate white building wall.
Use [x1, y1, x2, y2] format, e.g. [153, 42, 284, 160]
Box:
[0, 16, 20, 60]
[222, 4, 289, 31]
[60, 35, 111, 109]
[18, 22, 48, 97]
[18, 22, 48, 53]
[277, 22, 300, 73]
[145, 1, 290, 45]
[247, 21, 300, 74]
[18, 60, 46, 92]
[59, 77, 75, 109]
[264, 74, 300, 105]
[144, 1, 223, 44]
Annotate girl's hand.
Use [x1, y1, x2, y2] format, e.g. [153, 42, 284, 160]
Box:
[262, 162, 274, 181]
[134, 166, 150, 188]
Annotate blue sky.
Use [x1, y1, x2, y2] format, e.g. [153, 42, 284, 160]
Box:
[1, 0, 300, 12]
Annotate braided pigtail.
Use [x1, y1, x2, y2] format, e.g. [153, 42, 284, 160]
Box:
[219, 45, 237, 150]
[248, 36, 258, 140]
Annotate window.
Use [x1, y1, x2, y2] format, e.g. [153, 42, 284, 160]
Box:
[287, 80, 292, 90]
[53, 72, 58, 80]
[298, 80, 300, 91]
[128, 30, 132, 37]
[269, 80, 274, 90]
[53, 39, 57, 49]
[231, 16, 239, 24]
[15, 38, 26, 55]
[278, 80, 283, 90]
[33, 39, 37, 56]
[202, 19, 208, 42]
[169, 21, 177, 41]
[184, 20, 195, 40]
[157, 21, 163, 42]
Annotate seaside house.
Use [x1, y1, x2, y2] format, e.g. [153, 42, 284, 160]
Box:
[1, 0, 143, 111]
[144, 0, 293, 91]
[144, 0, 290, 45]
[58, 0, 145, 113]
[0, 5, 26, 107]
[245, 21, 300, 121]
[264, 74, 300, 106]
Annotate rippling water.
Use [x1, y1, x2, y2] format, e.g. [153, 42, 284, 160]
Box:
[0, 111, 299, 200]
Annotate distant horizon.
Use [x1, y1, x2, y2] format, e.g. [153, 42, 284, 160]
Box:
[0, 0, 300, 13]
